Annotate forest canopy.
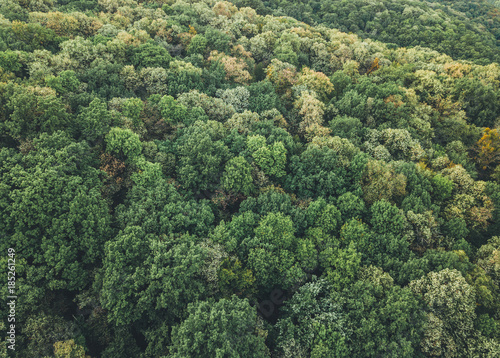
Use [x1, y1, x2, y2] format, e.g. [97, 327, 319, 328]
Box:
[0, 0, 500, 357]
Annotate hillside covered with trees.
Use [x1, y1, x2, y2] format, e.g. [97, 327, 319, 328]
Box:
[0, 0, 500, 357]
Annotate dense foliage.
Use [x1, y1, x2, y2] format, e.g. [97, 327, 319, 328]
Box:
[262, 0, 500, 64]
[0, 0, 499, 357]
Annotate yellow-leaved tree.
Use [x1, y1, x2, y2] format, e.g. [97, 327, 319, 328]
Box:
[475, 127, 500, 173]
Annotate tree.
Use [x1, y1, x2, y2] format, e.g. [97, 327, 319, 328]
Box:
[266, 58, 297, 98]
[274, 278, 349, 357]
[78, 97, 114, 141]
[361, 160, 407, 205]
[334, 89, 368, 120]
[336, 192, 366, 221]
[245, 212, 305, 289]
[222, 156, 254, 195]
[286, 145, 347, 199]
[330, 267, 426, 357]
[1, 83, 70, 140]
[186, 34, 207, 55]
[157, 95, 187, 124]
[218, 257, 257, 298]
[101, 228, 210, 333]
[79, 60, 129, 99]
[177, 90, 235, 122]
[246, 80, 279, 113]
[3, 21, 62, 52]
[360, 199, 413, 276]
[205, 28, 231, 53]
[139, 67, 169, 96]
[29, 11, 79, 37]
[45, 70, 80, 95]
[217, 86, 250, 113]
[132, 42, 172, 69]
[175, 120, 231, 192]
[121, 97, 144, 128]
[166, 60, 204, 96]
[0, 50, 23, 76]
[475, 127, 500, 174]
[0, 132, 112, 292]
[294, 91, 330, 140]
[105, 127, 142, 163]
[410, 269, 477, 357]
[208, 50, 252, 84]
[238, 189, 307, 234]
[297, 67, 334, 102]
[329, 116, 365, 145]
[306, 198, 342, 236]
[115, 174, 215, 237]
[54, 340, 89, 358]
[169, 296, 270, 358]
[453, 78, 500, 127]
[226, 111, 260, 134]
[477, 236, 500, 287]
[308, 136, 360, 167]
[247, 135, 287, 178]
[253, 211, 296, 251]
[365, 128, 425, 161]
[405, 210, 440, 250]
[0, 0, 28, 22]
[431, 173, 454, 202]
[20, 313, 86, 358]
[320, 242, 361, 291]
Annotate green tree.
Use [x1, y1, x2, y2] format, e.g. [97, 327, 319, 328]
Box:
[361, 160, 407, 205]
[115, 177, 214, 237]
[132, 42, 172, 69]
[275, 278, 349, 357]
[205, 28, 231, 53]
[319, 242, 361, 291]
[247, 80, 280, 113]
[410, 269, 477, 357]
[477, 236, 500, 287]
[121, 97, 144, 128]
[247, 135, 287, 178]
[158, 95, 188, 124]
[336, 192, 366, 221]
[0, 50, 23, 74]
[222, 156, 254, 195]
[175, 120, 231, 192]
[177, 90, 235, 122]
[360, 200, 412, 275]
[333, 268, 426, 357]
[169, 296, 270, 358]
[105, 127, 142, 163]
[166, 60, 204, 96]
[1, 83, 70, 140]
[245, 212, 305, 289]
[186, 34, 207, 55]
[285, 145, 347, 199]
[78, 97, 114, 141]
[238, 189, 307, 234]
[101, 228, 210, 330]
[218, 257, 257, 298]
[45, 70, 80, 95]
[0, 132, 112, 292]
[431, 173, 454, 202]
